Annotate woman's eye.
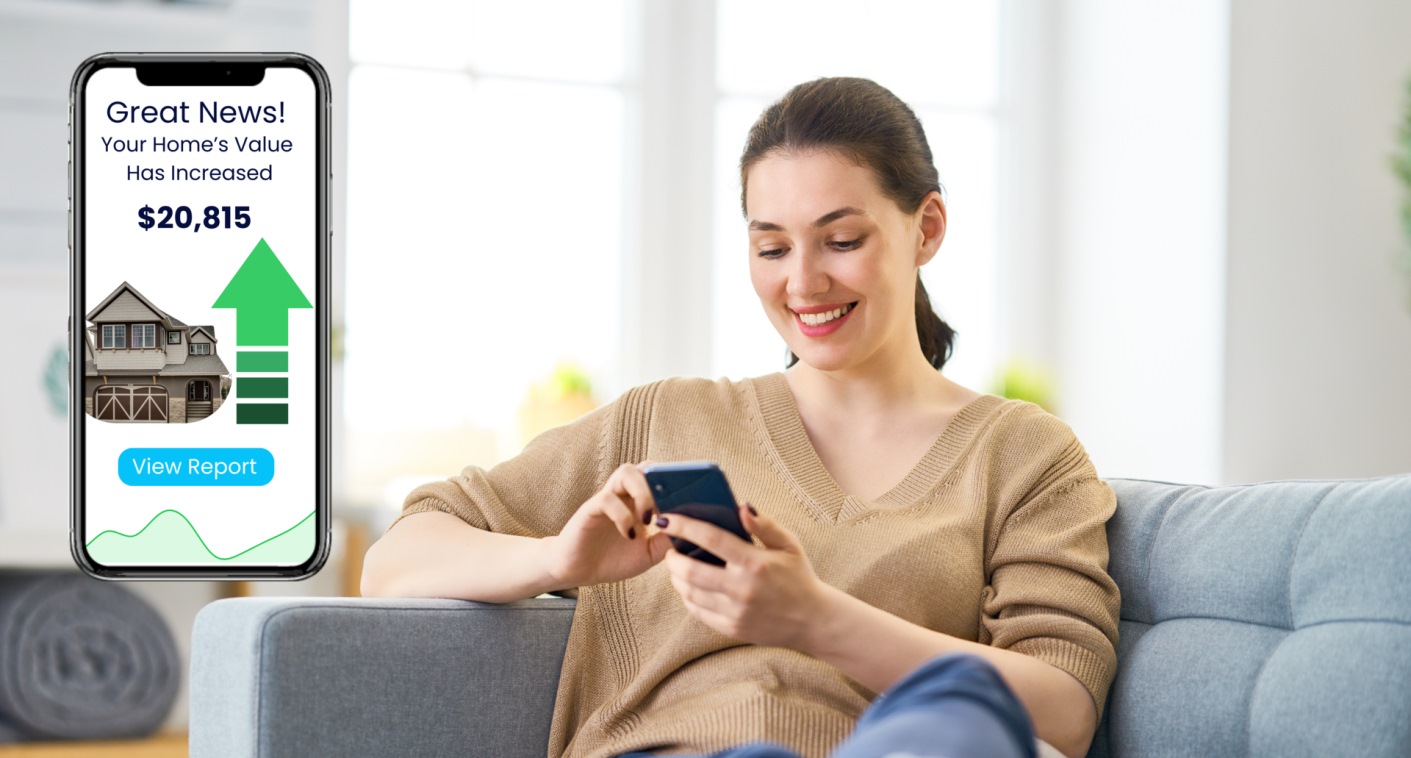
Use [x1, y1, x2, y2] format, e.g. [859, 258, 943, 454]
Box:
[757, 248, 787, 259]
[830, 238, 863, 251]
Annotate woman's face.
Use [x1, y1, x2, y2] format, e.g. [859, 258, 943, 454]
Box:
[745, 149, 943, 375]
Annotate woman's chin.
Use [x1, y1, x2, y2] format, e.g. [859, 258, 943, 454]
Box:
[787, 346, 856, 373]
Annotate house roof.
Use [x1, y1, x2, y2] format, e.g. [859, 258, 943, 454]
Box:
[158, 353, 229, 376]
[86, 281, 182, 329]
[188, 325, 218, 342]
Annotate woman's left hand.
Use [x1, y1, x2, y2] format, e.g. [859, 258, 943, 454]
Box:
[657, 503, 826, 650]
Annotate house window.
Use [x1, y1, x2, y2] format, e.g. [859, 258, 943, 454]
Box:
[102, 324, 125, 349]
[190, 343, 210, 356]
[168, 331, 181, 345]
[132, 324, 156, 349]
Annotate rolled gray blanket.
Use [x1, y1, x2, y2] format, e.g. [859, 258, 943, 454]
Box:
[0, 715, 22, 742]
[0, 570, 179, 742]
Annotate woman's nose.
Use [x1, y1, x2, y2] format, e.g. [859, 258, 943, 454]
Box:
[785, 249, 829, 298]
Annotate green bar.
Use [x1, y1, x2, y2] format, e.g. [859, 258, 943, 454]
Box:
[237, 377, 288, 398]
[237, 403, 288, 424]
[237, 351, 288, 372]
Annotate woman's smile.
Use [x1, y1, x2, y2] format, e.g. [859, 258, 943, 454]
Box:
[792, 302, 857, 337]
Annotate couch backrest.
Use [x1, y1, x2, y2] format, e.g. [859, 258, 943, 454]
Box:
[1088, 475, 1411, 758]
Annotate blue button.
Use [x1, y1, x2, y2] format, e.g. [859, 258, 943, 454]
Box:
[119, 448, 274, 486]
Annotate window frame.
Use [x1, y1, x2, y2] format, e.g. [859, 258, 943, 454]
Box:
[132, 323, 156, 349]
[101, 324, 125, 349]
[340, 0, 1029, 434]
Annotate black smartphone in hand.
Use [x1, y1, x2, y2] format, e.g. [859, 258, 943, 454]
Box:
[643, 461, 751, 567]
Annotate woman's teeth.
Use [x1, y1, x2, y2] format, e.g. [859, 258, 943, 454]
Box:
[797, 303, 853, 326]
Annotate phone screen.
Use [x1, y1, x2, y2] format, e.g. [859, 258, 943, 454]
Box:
[70, 55, 329, 579]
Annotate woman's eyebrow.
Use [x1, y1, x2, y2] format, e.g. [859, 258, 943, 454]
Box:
[748, 206, 867, 232]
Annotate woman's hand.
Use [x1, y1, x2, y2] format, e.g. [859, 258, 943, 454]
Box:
[544, 462, 673, 589]
[657, 502, 826, 649]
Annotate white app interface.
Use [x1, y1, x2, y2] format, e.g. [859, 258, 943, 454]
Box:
[81, 66, 316, 566]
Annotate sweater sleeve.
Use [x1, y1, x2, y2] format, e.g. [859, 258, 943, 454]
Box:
[978, 412, 1122, 721]
[384, 382, 658, 542]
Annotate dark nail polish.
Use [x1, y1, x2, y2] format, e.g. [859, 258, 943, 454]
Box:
[643, 510, 653, 525]
[747, 503, 758, 516]
[655, 516, 669, 528]
[628, 527, 637, 540]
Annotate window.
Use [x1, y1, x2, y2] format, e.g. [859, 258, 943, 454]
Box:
[168, 330, 181, 345]
[346, 0, 626, 438]
[190, 343, 210, 356]
[102, 324, 125, 349]
[344, 2, 1011, 510]
[132, 324, 156, 349]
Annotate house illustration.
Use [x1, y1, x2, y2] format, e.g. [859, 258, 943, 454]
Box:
[83, 281, 231, 423]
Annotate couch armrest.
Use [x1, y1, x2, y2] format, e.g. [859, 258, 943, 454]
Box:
[190, 596, 576, 758]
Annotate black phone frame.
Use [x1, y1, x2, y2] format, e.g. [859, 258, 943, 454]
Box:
[68, 53, 332, 580]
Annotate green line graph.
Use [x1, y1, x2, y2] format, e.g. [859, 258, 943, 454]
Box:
[86, 509, 314, 565]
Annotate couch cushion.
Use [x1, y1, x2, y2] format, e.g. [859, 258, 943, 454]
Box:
[1088, 475, 1411, 758]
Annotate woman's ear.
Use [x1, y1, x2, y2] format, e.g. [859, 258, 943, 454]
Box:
[915, 191, 946, 266]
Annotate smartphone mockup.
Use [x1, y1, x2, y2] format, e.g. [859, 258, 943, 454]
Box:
[643, 461, 752, 567]
[68, 53, 331, 579]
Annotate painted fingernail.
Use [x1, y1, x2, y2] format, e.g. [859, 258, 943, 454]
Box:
[747, 503, 759, 516]
[628, 527, 637, 540]
[642, 510, 653, 525]
[655, 516, 669, 528]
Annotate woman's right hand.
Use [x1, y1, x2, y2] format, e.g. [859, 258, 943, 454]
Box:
[543, 462, 673, 589]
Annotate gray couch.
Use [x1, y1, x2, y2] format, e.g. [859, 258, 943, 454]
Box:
[189, 475, 1411, 757]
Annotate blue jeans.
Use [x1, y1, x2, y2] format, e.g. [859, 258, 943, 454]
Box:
[617, 652, 1037, 758]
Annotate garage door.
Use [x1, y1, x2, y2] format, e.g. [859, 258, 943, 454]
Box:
[94, 385, 168, 422]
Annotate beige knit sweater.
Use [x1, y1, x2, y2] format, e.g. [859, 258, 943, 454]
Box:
[388, 373, 1120, 758]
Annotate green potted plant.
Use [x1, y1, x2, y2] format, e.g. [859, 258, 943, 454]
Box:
[988, 356, 1057, 415]
[517, 362, 598, 449]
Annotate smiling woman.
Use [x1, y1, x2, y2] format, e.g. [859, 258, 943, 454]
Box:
[740, 79, 957, 376]
[362, 77, 1117, 758]
[710, 2, 1001, 386]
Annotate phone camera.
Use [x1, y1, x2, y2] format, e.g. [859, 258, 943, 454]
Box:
[654, 484, 664, 492]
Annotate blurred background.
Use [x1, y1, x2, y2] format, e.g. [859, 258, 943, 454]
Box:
[0, 0, 1409, 748]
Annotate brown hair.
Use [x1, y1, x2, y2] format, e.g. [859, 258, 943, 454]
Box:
[739, 77, 957, 370]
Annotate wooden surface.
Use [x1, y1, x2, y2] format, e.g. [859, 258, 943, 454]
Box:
[0, 731, 185, 757]
[342, 519, 369, 596]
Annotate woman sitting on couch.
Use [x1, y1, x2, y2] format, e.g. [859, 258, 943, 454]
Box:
[362, 76, 1120, 758]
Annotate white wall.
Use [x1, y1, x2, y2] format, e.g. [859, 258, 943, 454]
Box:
[1047, 0, 1411, 486]
[1223, 0, 1411, 483]
[1050, 0, 1230, 484]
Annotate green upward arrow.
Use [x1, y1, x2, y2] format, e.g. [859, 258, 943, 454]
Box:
[213, 238, 311, 346]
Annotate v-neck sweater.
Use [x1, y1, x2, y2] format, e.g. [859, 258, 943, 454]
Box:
[389, 373, 1120, 758]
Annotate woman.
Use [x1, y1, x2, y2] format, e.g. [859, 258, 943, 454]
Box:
[362, 77, 1120, 758]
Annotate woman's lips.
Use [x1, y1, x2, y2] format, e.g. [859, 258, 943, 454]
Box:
[792, 302, 855, 338]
